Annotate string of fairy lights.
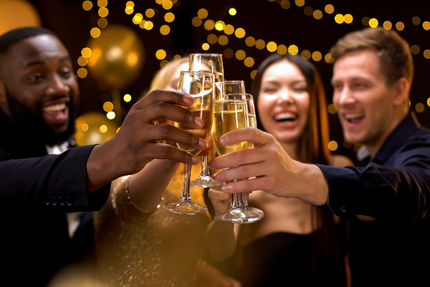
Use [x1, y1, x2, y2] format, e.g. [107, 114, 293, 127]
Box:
[77, 0, 430, 152]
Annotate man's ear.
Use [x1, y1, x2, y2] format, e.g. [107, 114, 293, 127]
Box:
[0, 81, 11, 117]
[392, 77, 409, 106]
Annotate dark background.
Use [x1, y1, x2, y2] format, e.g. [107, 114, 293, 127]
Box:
[26, 0, 430, 162]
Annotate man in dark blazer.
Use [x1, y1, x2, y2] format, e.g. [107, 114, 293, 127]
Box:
[0, 27, 206, 286]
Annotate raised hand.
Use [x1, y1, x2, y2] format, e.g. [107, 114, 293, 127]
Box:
[86, 89, 208, 192]
[208, 127, 328, 206]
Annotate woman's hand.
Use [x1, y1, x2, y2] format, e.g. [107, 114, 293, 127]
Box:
[208, 127, 328, 206]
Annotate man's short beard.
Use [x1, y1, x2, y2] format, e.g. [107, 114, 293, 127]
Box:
[5, 89, 78, 147]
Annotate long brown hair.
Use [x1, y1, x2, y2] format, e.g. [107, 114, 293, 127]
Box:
[250, 53, 343, 270]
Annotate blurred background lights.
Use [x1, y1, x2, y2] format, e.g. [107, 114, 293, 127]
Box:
[277, 44, 287, 55]
[207, 34, 217, 44]
[133, 13, 143, 24]
[215, 21, 225, 31]
[383, 21, 392, 30]
[235, 28, 246, 38]
[244, 57, 255, 67]
[165, 12, 175, 22]
[328, 140, 338, 151]
[415, 103, 425, 113]
[313, 10, 323, 20]
[202, 43, 210, 50]
[98, 18, 108, 28]
[77, 68, 88, 78]
[156, 49, 167, 60]
[295, 0, 305, 7]
[267, 41, 277, 52]
[98, 0, 108, 7]
[160, 25, 171, 35]
[245, 36, 255, 47]
[198, 8, 208, 19]
[325, 53, 333, 63]
[98, 7, 109, 18]
[235, 50, 246, 60]
[123, 94, 132, 102]
[78, 56, 88, 66]
[81, 123, 89, 132]
[223, 48, 234, 59]
[423, 21, 430, 30]
[288, 44, 299, 55]
[107, 111, 116, 120]
[229, 8, 237, 16]
[335, 14, 344, 24]
[327, 104, 337, 114]
[145, 9, 155, 18]
[224, 24, 235, 35]
[204, 19, 215, 30]
[362, 17, 370, 26]
[411, 45, 420, 55]
[396, 22, 405, 31]
[312, 51, 322, 61]
[82, 0, 93, 11]
[81, 47, 92, 58]
[325, 4, 334, 14]
[412, 16, 421, 25]
[369, 18, 379, 28]
[218, 35, 229, 45]
[255, 39, 266, 50]
[192, 17, 203, 27]
[162, 0, 173, 10]
[427, 98, 430, 107]
[424, 49, 430, 59]
[304, 7, 313, 16]
[100, 125, 108, 133]
[301, 50, 311, 60]
[125, 6, 133, 15]
[103, 101, 114, 112]
[90, 27, 101, 38]
[344, 14, 353, 24]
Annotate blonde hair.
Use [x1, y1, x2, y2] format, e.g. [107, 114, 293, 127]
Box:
[149, 57, 189, 91]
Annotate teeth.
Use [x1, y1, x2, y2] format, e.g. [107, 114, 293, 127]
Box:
[43, 103, 66, 112]
[344, 113, 364, 120]
[275, 112, 296, 121]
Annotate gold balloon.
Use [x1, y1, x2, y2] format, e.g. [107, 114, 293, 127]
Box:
[87, 24, 145, 90]
[0, 0, 41, 35]
[74, 112, 118, 146]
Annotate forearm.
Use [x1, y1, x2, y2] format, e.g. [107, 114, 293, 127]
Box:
[128, 159, 179, 211]
[291, 162, 329, 206]
[205, 220, 238, 261]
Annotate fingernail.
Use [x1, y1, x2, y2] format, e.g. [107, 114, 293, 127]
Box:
[195, 117, 204, 128]
[222, 184, 232, 193]
[183, 95, 193, 105]
[220, 135, 228, 145]
[199, 139, 207, 148]
[192, 156, 200, 164]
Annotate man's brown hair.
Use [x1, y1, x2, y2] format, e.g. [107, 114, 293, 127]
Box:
[330, 27, 414, 89]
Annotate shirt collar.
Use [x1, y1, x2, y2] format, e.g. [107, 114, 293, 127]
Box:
[370, 112, 420, 165]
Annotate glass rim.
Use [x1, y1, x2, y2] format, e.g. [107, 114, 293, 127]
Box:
[189, 53, 223, 57]
[180, 70, 214, 76]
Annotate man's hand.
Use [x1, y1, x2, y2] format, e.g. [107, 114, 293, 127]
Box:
[208, 127, 329, 206]
[86, 89, 208, 192]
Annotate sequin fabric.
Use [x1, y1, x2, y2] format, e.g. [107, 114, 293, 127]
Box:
[94, 164, 211, 287]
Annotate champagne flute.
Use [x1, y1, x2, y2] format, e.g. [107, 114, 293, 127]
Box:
[212, 92, 265, 224]
[189, 53, 225, 188]
[163, 71, 214, 215]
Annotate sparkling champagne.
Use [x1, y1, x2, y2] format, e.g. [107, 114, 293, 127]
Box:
[175, 109, 213, 155]
[213, 100, 248, 156]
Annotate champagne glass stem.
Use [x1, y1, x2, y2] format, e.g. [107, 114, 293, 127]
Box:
[180, 163, 193, 203]
[201, 155, 210, 176]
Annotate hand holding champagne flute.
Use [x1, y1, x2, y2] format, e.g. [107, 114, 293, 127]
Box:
[163, 71, 214, 215]
[211, 87, 264, 224]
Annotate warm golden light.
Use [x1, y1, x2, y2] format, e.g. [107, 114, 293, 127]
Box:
[198, 8, 208, 19]
[77, 68, 88, 79]
[204, 19, 215, 30]
[160, 60, 169, 68]
[280, 0, 291, 9]
[396, 22, 405, 31]
[344, 14, 353, 24]
[215, 20, 225, 31]
[103, 101, 114, 112]
[288, 44, 299, 55]
[162, 0, 173, 10]
[126, 1, 134, 7]
[250, 70, 257, 79]
[245, 36, 255, 47]
[415, 103, 424, 113]
[301, 50, 311, 60]
[160, 25, 170, 35]
[223, 48, 234, 59]
[255, 39, 266, 50]
[156, 49, 167, 60]
[100, 125, 108, 133]
[383, 21, 392, 30]
[267, 41, 277, 52]
[411, 45, 420, 55]
[334, 14, 344, 24]
[328, 140, 338, 151]
[423, 21, 430, 30]
[207, 34, 217, 44]
[244, 57, 255, 67]
[277, 44, 287, 55]
[295, 0, 305, 7]
[78, 56, 88, 67]
[173, 54, 182, 60]
[412, 16, 421, 25]
[123, 94, 132, 102]
[235, 50, 246, 60]
[235, 27, 246, 38]
[427, 98, 430, 107]
[165, 12, 175, 22]
[202, 43, 210, 51]
[192, 17, 202, 27]
[304, 6, 313, 16]
[327, 104, 337, 114]
[325, 53, 333, 63]
[424, 49, 430, 59]
[133, 13, 143, 24]
[81, 123, 89, 132]
[125, 6, 133, 15]
[312, 51, 322, 62]
[313, 10, 323, 20]
[369, 18, 379, 28]
[98, 0, 108, 8]
[98, 18, 108, 28]
[98, 7, 109, 18]
[81, 47, 92, 58]
[107, 111, 115, 120]
[324, 4, 334, 14]
[218, 35, 228, 46]
[90, 27, 101, 38]
[362, 17, 370, 26]
[145, 8, 155, 18]
[82, 1, 93, 11]
[229, 8, 237, 16]
[224, 24, 234, 35]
